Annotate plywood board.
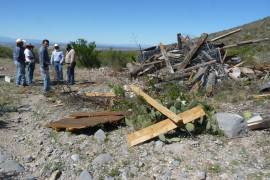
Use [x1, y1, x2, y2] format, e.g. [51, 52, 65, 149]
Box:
[48, 115, 124, 131]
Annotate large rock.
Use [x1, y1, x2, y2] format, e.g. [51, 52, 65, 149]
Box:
[215, 112, 247, 138]
[94, 129, 106, 144]
[0, 160, 25, 173]
[79, 170, 92, 180]
[92, 153, 113, 167]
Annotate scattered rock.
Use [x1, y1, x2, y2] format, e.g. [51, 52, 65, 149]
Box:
[71, 154, 80, 162]
[79, 170, 92, 180]
[92, 153, 113, 167]
[0, 160, 24, 173]
[48, 170, 61, 180]
[94, 129, 106, 144]
[215, 112, 247, 138]
[25, 155, 34, 163]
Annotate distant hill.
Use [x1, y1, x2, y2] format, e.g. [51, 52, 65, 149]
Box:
[209, 16, 270, 63]
[0, 36, 140, 51]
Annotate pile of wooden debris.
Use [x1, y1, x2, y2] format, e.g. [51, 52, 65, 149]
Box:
[127, 29, 269, 94]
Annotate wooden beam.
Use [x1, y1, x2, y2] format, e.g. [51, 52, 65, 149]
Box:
[127, 105, 205, 147]
[210, 28, 241, 42]
[160, 43, 174, 73]
[223, 38, 270, 49]
[85, 92, 116, 97]
[175, 33, 208, 70]
[130, 85, 181, 123]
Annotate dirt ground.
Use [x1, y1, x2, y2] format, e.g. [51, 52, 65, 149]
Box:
[0, 58, 270, 180]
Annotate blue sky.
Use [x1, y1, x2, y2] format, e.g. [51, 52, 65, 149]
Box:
[0, 0, 269, 45]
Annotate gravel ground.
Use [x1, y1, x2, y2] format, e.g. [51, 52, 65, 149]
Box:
[0, 65, 270, 180]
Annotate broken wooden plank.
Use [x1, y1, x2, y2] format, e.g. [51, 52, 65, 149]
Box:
[223, 38, 270, 49]
[160, 43, 174, 73]
[227, 61, 246, 71]
[210, 28, 241, 42]
[85, 92, 116, 97]
[127, 105, 205, 147]
[129, 85, 181, 123]
[69, 111, 125, 119]
[252, 94, 270, 99]
[174, 33, 208, 70]
[177, 33, 182, 49]
[162, 60, 216, 81]
[47, 115, 124, 131]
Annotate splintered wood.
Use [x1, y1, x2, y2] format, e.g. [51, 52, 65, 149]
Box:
[47, 111, 124, 131]
[128, 105, 205, 147]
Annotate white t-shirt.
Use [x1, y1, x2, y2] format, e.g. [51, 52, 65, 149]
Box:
[24, 49, 35, 63]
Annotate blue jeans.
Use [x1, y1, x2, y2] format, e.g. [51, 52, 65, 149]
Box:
[40, 67, 51, 92]
[15, 61, 26, 86]
[27, 62, 35, 84]
[53, 62, 63, 81]
[67, 62, 76, 85]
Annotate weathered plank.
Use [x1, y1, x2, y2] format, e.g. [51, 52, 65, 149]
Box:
[128, 105, 205, 147]
[175, 33, 208, 70]
[69, 111, 125, 119]
[85, 92, 116, 97]
[160, 43, 174, 73]
[210, 28, 241, 42]
[130, 85, 181, 123]
[48, 115, 124, 131]
[223, 38, 270, 49]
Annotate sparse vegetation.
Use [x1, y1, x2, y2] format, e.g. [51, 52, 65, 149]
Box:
[0, 45, 12, 59]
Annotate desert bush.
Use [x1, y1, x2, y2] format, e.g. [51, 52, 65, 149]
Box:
[99, 49, 137, 70]
[0, 45, 12, 58]
[71, 39, 100, 68]
[111, 83, 219, 135]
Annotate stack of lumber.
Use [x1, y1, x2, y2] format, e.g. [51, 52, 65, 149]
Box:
[47, 111, 125, 132]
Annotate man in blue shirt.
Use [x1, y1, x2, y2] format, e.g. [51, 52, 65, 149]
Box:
[13, 39, 27, 86]
[51, 44, 64, 82]
[39, 39, 51, 92]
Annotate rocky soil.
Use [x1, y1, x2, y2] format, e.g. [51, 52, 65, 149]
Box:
[0, 65, 270, 180]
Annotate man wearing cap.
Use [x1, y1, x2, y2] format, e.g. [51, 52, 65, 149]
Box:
[39, 39, 51, 92]
[65, 44, 76, 85]
[13, 39, 27, 86]
[24, 43, 35, 84]
[51, 44, 64, 82]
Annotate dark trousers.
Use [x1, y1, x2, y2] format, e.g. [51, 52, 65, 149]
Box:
[15, 61, 26, 86]
[27, 62, 35, 84]
[67, 62, 76, 85]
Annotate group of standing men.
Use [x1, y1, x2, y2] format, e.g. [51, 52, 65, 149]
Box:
[13, 39, 76, 93]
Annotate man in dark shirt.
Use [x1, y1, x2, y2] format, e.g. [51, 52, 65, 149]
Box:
[13, 39, 27, 86]
[39, 39, 51, 92]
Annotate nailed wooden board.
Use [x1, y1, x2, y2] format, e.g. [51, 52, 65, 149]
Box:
[128, 105, 205, 147]
[69, 111, 125, 119]
[130, 85, 181, 123]
[85, 92, 116, 97]
[47, 115, 124, 130]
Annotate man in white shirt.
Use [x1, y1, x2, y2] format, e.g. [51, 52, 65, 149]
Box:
[51, 44, 64, 81]
[24, 43, 35, 84]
